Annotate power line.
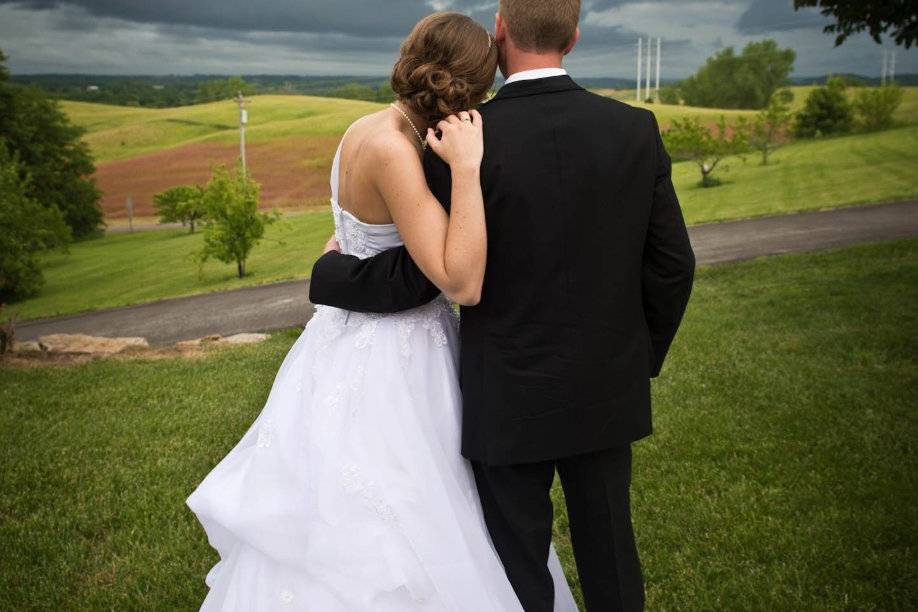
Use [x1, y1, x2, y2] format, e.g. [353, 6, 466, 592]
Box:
[635, 37, 663, 101]
[645, 36, 652, 100]
[636, 37, 642, 102]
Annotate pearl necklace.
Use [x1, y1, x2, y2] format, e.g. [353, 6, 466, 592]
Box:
[390, 102, 428, 150]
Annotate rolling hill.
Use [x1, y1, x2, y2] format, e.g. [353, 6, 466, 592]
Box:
[62, 87, 918, 221]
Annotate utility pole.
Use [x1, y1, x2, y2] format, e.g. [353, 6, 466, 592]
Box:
[645, 36, 652, 101]
[890, 50, 896, 84]
[655, 37, 662, 97]
[234, 90, 249, 176]
[636, 37, 643, 102]
[126, 195, 134, 233]
[881, 50, 888, 86]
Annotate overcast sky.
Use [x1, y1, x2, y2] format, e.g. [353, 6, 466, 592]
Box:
[1, 0, 914, 79]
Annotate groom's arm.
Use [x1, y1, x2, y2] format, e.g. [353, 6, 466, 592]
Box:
[641, 111, 696, 377]
[308, 150, 452, 313]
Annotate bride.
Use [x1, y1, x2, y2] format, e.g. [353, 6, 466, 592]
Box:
[186, 12, 578, 612]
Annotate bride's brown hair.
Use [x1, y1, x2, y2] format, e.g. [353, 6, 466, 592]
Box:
[391, 12, 498, 123]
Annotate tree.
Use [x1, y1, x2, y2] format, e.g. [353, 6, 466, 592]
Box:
[195, 76, 255, 103]
[794, 76, 854, 138]
[198, 160, 278, 278]
[0, 141, 71, 302]
[0, 49, 104, 238]
[680, 40, 796, 109]
[154, 184, 207, 232]
[794, 1, 917, 48]
[739, 89, 794, 165]
[334, 82, 377, 102]
[663, 116, 748, 187]
[658, 84, 681, 105]
[853, 84, 904, 131]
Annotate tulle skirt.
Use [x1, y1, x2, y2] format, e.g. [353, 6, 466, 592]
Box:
[186, 296, 578, 611]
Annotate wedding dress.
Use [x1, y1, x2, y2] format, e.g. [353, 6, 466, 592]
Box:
[185, 139, 579, 611]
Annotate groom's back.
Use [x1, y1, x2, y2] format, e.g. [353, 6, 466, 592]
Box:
[425, 75, 692, 464]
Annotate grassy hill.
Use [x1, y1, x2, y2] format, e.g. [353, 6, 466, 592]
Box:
[67, 87, 918, 220]
[64, 95, 384, 218]
[12, 87, 911, 322]
[9, 123, 917, 322]
[674, 125, 918, 222]
[62, 95, 382, 163]
[598, 85, 918, 125]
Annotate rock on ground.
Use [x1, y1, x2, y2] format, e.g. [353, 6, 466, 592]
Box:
[37, 334, 149, 355]
[217, 333, 270, 345]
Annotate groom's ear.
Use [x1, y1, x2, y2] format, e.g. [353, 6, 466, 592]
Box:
[562, 26, 580, 56]
[494, 11, 506, 44]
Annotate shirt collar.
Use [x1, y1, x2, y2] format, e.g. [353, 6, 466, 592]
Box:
[503, 67, 568, 86]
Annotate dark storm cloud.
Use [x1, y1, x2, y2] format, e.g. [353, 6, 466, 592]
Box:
[0, 0, 431, 37]
[736, 0, 825, 35]
[2, 0, 914, 77]
[1, 0, 658, 43]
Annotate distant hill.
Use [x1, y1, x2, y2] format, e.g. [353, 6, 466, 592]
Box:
[12, 72, 917, 108]
[10, 74, 396, 108]
[788, 74, 918, 86]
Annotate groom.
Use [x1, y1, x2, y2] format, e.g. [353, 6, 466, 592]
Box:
[310, 1, 695, 610]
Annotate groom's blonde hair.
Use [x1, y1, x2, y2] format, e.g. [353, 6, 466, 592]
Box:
[499, 0, 581, 53]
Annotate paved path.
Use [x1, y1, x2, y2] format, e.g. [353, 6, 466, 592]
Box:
[18, 200, 918, 347]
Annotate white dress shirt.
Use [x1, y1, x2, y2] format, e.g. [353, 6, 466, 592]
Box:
[503, 67, 568, 85]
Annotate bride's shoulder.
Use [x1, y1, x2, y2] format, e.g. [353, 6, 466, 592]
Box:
[364, 127, 421, 167]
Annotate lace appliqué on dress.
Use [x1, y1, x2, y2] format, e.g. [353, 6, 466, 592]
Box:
[396, 303, 450, 358]
[344, 224, 372, 259]
[340, 463, 399, 526]
[256, 418, 273, 449]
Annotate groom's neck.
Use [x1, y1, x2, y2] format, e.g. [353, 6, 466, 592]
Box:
[501, 42, 564, 80]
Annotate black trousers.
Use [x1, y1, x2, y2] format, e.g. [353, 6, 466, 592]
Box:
[472, 444, 644, 612]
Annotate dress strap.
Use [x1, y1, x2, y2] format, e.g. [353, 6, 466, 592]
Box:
[330, 138, 343, 208]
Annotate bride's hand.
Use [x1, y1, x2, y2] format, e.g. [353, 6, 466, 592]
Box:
[426, 110, 483, 171]
[323, 233, 340, 254]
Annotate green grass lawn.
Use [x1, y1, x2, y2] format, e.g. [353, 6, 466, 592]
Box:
[11, 211, 333, 321]
[2, 240, 916, 610]
[675, 124, 918, 224]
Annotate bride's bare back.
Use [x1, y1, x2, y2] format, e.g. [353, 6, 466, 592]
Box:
[336, 110, 422, 226]
[330, 106, 488, 306]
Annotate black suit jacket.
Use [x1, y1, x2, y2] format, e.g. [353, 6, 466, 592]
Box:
[310, 76, 695, 465]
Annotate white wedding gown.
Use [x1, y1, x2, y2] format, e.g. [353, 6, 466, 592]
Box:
[185, 141, 579, 611]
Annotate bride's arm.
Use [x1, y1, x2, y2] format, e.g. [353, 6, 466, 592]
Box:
[371, 111, 486, 306]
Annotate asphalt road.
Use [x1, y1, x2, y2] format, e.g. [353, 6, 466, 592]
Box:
[17, 200, 918, 347]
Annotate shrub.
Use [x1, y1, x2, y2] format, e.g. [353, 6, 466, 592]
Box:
[738, 89, 794, 165]
[154, 184, 207, 232]
[794, 76, 853, 138]
[663, 115, 748, 187]
[853, 84, 904, 131]
[658, 85, 681, 105]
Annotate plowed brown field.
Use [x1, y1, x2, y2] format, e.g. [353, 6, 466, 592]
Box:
[96, 135, 339, 219]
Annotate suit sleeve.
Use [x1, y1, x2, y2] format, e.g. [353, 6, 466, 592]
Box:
[308, 150, 450, 313]
[642, 110, 696, 377]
